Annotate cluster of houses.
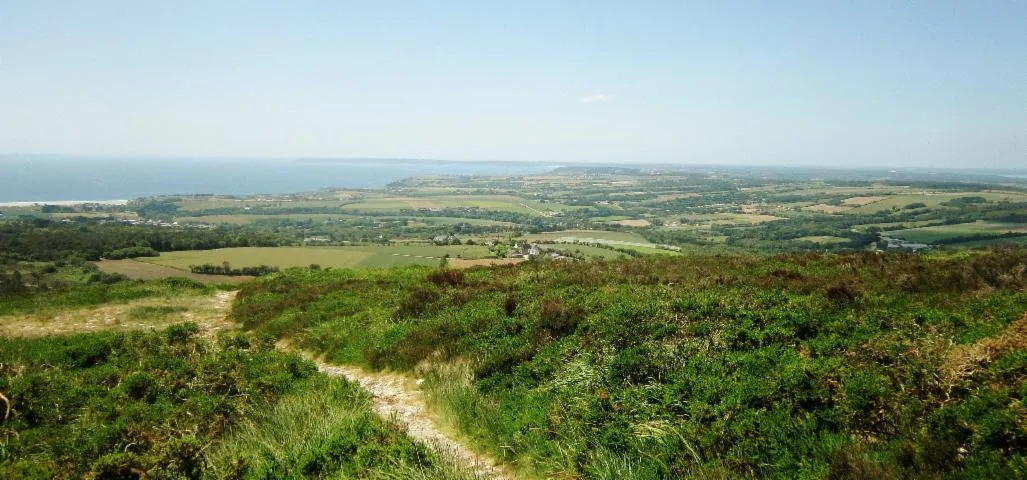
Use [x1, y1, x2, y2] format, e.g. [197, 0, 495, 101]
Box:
[506, 243, 563, 259]
[97, 218, 216, 230]
[430, 234, 570, 260]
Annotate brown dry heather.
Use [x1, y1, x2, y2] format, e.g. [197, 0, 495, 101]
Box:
[945, 313, 1027, 384]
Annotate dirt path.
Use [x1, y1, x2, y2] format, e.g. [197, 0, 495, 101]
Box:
[311, 359, 512, 480]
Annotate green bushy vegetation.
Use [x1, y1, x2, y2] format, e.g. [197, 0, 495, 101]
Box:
[207, 375, 469, 480]
[190, 262, 280, 277]
[233, 249, 1027, 479]
[0, 325, 466, 479]
[0, 275, 215, 316]
[0, 325, 313, 478]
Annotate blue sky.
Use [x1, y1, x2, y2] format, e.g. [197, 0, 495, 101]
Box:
[1, 1, 1024, 167]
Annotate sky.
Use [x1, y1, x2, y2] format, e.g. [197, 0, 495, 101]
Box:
[1, 1, 1025, 167]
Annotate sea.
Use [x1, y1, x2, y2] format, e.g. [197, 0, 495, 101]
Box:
[0, 156, 559, 203]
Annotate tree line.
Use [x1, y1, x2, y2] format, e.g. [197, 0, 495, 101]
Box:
[0, 219, 289, 261]
[190, 262, 279, 276]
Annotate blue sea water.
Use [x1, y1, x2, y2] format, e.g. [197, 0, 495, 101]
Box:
[0, 156, 559, 202]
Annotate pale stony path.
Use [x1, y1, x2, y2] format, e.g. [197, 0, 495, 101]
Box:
[311, 359, 512, 480]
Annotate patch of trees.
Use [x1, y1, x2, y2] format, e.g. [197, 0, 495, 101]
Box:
[190, 262, 279, 276]
[0, 270, 27, 296]
[104, 246, 160, 259]
[942, 196, 988, 207]
[0, 220, 289, 261]
[933, 231, 1027, 245]
[132, 199, 181, 220]
[40, 204, 76, 213]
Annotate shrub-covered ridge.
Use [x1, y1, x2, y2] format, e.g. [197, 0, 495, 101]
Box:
[0, 324, 464, 479]
[234, 249, 1027, 479]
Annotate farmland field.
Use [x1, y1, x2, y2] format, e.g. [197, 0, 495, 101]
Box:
[143, 245, 494, 270]
[398, 216, 518, 226]
[175, 214, 355, 224]
[845, 192, 1027, 214]
[524, 229, 651, 243]
[890, 221, 1027, 243]
[95, 259, 253, 283]
[345, 194, 582, 215]
[793, 235, 850, 244]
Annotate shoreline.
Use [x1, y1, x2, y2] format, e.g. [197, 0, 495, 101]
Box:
[0, 199, 130, 207]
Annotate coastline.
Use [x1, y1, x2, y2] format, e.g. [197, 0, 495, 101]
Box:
[0, 199, 130, 207]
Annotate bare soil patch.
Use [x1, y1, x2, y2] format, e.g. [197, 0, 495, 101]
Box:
[740, 203, 760, 214]
[803, 204, 850, 213]
[608, 218, 651, 227]
[653, 193, 701, 203]
[734, 213, 784, 223]
[843, 196, 887, 206]
[449, 258, 524, 268]
[407, 199, 444, 210]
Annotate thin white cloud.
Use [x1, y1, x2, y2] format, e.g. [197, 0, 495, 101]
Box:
[579, 93, 612, 104]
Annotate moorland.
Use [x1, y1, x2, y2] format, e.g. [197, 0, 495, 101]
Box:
[1, 165, 1026, 479]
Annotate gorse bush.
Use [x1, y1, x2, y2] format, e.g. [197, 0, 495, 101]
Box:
[0, 324, 465, 479]
[0, 325, 316, 478]
[233, 249, 1027, 479]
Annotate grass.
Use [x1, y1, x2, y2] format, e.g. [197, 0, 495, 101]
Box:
[0, 326, 315, 478]
[207, 374, 469, 479]
[521, 230, 681, 256]
[891, 221, 1027, 243]
[672, 213, 784, 225]
[524, 230, 652, 243]
[793, 235, 850, 244]
[0, 292, 228, 338]
[230, 249, 1027, 479]
[143, 245, 494, 270]
[0, 277, 217, 317]
[399, 217, 519, 227]
[0, 325, 468, 479]
[549, 245, 631, 259]
[341, 195, 583, 216]
[96, 259, 253, 283]
[175, 214, 355, 224]
[845, 192, 1027, 214]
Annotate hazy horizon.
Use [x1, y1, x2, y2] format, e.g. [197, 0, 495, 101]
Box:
[2, 2, 1025, 167]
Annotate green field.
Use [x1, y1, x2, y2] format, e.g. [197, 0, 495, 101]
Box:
[891, 221, 1027, 243]
[144, 245, 494, 270]
[175, 214, 355, 224]
[524, 229, 652, 243]
[548, 244, 630, 259]
[853, 219, 945, 231]
[793, 235, 850, 244]
[845, 192, 1027, 214]
[345, 195, 582, 215]
[399, 216, 518, 227]
[175, 198, 351, 212]
[674, 213, 785, 225]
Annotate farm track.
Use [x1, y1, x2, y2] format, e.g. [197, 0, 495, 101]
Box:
[309, 358, 513, 480]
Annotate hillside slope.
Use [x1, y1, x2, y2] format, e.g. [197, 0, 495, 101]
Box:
[233, 250, 1027, 479]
